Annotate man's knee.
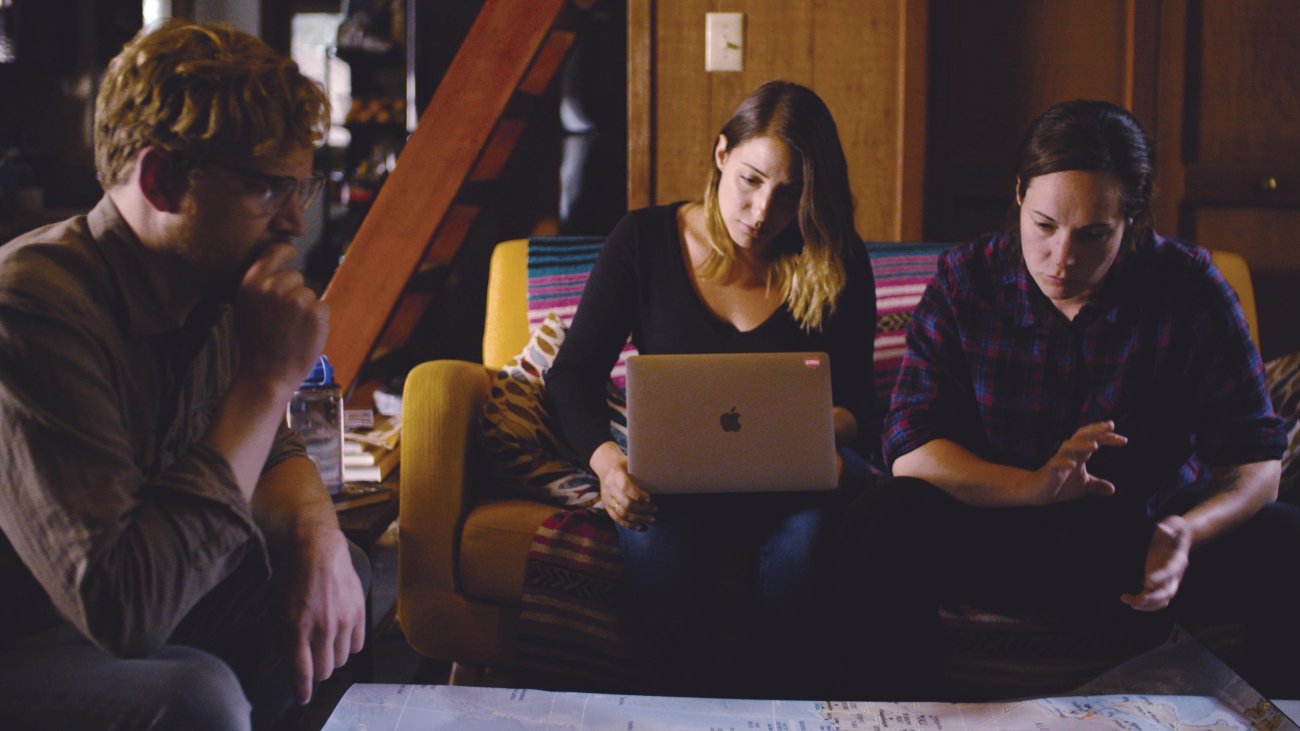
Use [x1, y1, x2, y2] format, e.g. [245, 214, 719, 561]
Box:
[0, 644, 252, 731]
[151, 646, 252, 731]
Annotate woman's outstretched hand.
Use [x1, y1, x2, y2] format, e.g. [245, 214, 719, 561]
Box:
[1020, 420, 1128, 505]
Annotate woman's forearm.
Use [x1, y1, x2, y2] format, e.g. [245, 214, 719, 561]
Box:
[892, 439, 1037, 507]
[1183, 460, 1279, 549]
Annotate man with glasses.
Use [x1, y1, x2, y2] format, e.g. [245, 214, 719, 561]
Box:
[196, 159, 327, 220]
[0, 20, 366, 731]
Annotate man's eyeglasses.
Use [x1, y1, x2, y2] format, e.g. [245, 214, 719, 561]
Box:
[201, 159, 325, 215]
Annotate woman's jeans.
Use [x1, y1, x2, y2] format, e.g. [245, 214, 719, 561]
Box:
[616, 489, 838, 698]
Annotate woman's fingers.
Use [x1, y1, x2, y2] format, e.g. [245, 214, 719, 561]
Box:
[620, 493, 656, 528]
[1086, 475, 1117, 496]
[1057, 439, 1098, 461]
[1058, 430, 1126, 461]
[603, 483, 655, 530]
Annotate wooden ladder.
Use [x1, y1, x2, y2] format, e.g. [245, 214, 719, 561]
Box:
[322, 0, 589, 395]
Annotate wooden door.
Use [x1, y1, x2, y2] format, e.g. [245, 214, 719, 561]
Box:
[1156, 0, 1300, 360]
[923, 0, 1158, 242]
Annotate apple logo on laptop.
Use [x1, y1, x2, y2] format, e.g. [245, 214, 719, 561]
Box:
[720, 407, 742, 433]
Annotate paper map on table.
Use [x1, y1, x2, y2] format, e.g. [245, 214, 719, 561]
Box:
[322, 683, 1298, 731]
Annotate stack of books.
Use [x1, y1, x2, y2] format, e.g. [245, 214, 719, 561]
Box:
[342, 412, 400, 483]
[332, 482, 393, 512]
[334, 412, 401, 512]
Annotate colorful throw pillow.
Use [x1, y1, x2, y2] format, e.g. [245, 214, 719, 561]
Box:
[866, 242, 953, 420]
[1264, 352, 1300, 504]
[480, 313, 626, 507]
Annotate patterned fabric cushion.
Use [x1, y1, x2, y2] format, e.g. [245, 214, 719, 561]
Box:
[1264, 351, 1300, 504]
[865, 242, 953, 423]
[480, 313, 627, 507]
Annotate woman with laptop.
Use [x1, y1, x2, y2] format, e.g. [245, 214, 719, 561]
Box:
[546, 80, 877, 697]
[842, 99, 1300, 698]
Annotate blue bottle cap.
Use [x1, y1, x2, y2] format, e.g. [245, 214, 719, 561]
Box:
[301, 355, 335, 388]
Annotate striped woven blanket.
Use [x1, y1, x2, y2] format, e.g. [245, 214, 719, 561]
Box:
[513, 508, 637, 691]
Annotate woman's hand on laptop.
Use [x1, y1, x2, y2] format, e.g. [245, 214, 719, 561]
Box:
[591, 441, 656, 530]
[832, 406, 858, 447]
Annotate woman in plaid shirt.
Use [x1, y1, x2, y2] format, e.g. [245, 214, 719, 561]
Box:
[840, 100, 1300, 700]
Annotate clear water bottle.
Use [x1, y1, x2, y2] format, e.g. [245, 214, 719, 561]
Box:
[286, 355, 344, 496]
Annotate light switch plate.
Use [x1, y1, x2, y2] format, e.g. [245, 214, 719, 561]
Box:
[705, 12, 744, 72]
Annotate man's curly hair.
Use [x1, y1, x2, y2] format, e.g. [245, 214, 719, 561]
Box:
[94, 19, 329, 188]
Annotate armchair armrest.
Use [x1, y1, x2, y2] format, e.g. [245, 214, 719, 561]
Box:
[399, 359, 489, 610]
[398, 358, 563, 666]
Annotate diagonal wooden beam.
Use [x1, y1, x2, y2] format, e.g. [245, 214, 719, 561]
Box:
[323, 0, 573, 393]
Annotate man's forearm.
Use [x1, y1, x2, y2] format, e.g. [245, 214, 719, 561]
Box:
[203, 374, 298, 502]
[251, 456, 339, 549]
[251, 454, 364, 705]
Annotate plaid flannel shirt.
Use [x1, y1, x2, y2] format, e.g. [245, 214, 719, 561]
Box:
[883, 231, 1285, 516]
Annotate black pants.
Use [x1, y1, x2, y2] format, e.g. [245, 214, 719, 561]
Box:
[838, 477, 1300, 698]
[0, 542, 371, 731]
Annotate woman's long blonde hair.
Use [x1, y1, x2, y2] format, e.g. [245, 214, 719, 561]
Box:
[700, 80, 857, 332]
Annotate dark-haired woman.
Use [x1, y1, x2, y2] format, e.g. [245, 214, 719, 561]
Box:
[842, 99, 1300, 699]
[547, 80, 877, 697]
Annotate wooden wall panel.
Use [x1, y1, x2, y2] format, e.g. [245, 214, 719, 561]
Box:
[926, 0, 1138, 241]
[947, 0, 1128, 169]
[1192, 2, 1300, 171]
[1177, 0, 1300, 205]
[631, 0, 924, 240]
[652, 0, 713, 208]
[813, 0, 902, 239]
[626, 0, 655, 209]
[896, 1, 930, 241]
[1162, 0, 1300, 360]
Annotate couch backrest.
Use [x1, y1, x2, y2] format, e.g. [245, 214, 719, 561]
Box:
[483, 238, 1260, 418]
[484, 237, 959, 420]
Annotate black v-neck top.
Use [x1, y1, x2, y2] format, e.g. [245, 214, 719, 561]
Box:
[546, 202, 877, 463]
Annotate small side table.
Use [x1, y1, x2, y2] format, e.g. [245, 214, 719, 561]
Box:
[338, 487, 398, 550]
[337, 476, 399, 681]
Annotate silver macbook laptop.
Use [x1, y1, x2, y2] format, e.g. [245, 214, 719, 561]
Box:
[625, 352, 837, 494]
